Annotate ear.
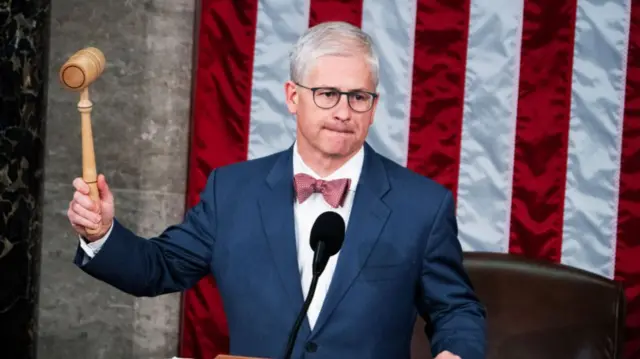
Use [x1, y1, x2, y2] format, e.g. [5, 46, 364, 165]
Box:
[284, 81, 298, 114]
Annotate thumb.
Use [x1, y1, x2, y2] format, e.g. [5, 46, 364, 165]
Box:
[97, 174, 113, 203]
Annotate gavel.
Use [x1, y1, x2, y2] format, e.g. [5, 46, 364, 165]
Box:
[59, 47, 106, 235]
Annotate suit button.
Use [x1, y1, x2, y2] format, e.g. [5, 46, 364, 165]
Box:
[305, 341, 317, 353]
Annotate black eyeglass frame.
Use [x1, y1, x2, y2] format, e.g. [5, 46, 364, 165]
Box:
[294, 82, 378, 113]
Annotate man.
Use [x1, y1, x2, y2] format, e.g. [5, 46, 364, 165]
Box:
[68, 21, 486, 359]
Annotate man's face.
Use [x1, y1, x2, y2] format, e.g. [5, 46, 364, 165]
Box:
[285, 54, 378, 159]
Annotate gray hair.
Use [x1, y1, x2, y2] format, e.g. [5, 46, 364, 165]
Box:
[289, 21, 379, 88]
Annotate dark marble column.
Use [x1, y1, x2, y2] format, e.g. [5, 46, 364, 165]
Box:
[0, 0, 51, 358]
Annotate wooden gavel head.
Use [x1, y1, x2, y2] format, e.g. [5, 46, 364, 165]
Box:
[59, 47, 106, 91]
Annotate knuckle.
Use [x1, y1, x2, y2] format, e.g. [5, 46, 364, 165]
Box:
[74, 195, 89, 209]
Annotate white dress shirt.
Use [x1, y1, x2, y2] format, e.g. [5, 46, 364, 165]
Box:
[78, 142, 364, 329]
[291, 142, 363, 329]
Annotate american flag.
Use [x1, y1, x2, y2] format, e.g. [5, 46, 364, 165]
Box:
[179, 0, 640, 358]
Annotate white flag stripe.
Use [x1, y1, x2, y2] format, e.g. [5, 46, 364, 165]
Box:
[360, 0, 417, 167]
[560, 0, 632, 279]
[455, 0, 525, 253]
[247, 0, 310, 160]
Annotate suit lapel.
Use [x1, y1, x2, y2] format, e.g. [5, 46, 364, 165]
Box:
[311, 144, 391, 335]
[257, 147, 308, 330]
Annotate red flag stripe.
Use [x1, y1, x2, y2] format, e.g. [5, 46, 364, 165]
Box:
[179, 0, 259, 357]
[308, 0, 363, 27]
[615, 1, 640, 357]
[406, 0, 471, 196]
[507, 0, 577, 261]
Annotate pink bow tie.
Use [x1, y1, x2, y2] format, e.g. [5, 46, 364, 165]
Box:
[293, 173, 351, 208]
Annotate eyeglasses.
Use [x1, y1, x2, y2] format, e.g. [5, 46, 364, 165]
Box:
[295, 83, 378, 113]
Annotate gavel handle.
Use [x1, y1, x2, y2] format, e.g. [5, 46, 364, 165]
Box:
[79, 88, 101, 235]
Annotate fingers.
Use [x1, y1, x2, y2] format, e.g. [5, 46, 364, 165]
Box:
[72, 177, 90, 195]
[97, 174, 113, 203]
[69, 178, 102, 230]
[71, 194, 101, 223]
[68, 175, 116, 236]
[68, 200, 100, 230]
[73, 189, 99, 212]
[73, 175, 113, 204]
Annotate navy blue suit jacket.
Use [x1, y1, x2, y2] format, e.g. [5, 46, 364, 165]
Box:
[75, 143, 486, 359]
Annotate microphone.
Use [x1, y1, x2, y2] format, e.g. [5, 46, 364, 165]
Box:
[283, 211, 345, 359]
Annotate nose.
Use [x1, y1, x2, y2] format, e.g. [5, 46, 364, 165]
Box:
[333, 94, 351, 121]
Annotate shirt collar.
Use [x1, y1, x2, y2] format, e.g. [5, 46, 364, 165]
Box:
[293, 141, 364, 191]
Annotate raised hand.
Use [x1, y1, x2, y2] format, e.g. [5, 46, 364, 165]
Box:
[67, 174, 115, 241]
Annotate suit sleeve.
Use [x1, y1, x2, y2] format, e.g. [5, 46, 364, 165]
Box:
[73, 170, 219, 297]
[416, 190, 487, 359]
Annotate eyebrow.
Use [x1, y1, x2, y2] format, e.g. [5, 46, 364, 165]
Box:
[316, 85, 373, 92]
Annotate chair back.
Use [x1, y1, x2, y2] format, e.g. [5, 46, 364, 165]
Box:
[411, 252, 626, 359]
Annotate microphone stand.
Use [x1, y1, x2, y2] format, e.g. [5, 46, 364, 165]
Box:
[283, 242, 326, 359]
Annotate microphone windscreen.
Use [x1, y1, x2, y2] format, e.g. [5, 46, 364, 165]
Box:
[309, 211, 346, 256]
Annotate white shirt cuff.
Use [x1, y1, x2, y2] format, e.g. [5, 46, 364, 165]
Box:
[78, 221, 114, 259]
